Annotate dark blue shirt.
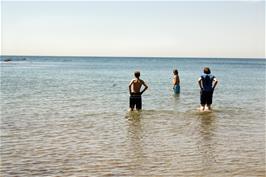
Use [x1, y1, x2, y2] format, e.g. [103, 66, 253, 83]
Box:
[200, 74, 215, 92]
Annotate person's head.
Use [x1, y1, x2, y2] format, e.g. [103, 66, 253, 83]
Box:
[203, 67, 211, 74]
[173, 69, 178, 75]
[134, 71, 140, 78]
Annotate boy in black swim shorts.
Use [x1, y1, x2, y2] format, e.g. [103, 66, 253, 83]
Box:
[128, 71, 148, 111]
[198, 67, 218, 111]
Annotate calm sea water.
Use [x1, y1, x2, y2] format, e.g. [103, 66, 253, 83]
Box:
[1, 56, 265, 176]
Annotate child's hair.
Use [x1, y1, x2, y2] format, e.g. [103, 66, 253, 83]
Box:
[134, 71, 140, 78]
[203, 67, 211, 74]
[173, 69, 178, 75]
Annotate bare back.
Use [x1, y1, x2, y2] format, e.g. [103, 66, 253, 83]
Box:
[129, 79, 144, 93]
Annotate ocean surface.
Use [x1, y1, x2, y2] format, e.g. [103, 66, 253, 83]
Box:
[1, 56, 265, 176]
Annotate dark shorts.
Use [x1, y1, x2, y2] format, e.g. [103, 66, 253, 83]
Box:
[200, 90, 213, 105]
[130, 93, 142, 110]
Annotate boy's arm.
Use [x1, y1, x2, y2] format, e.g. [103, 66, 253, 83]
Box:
[177, 75, 180, 84]
[140, 80, 148, 95]
[128, 80, 133, 95]
[212, 78, 218, 90]
[198, 77, 203, 90]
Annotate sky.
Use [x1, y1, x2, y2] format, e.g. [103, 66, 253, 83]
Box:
[1, 1, 265, 58]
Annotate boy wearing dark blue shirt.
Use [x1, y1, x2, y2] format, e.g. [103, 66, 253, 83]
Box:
[198, 67, 218, 111]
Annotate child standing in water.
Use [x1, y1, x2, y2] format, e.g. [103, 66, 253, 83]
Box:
[198, 67, 218, 111]
[128, 71, 148, 111]
[173, 69, 180, 94]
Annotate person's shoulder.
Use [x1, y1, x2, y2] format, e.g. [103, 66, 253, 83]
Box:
[213, 75, 218, 81]
[210, 74, 216, 78]
[139, 79, 146, 84]
[129, 79, 136, 84]
[198, 75, 203, 81]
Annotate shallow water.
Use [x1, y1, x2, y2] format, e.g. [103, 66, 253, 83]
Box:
[1, 56, 265, 176]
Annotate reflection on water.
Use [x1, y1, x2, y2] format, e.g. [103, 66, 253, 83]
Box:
[126, 110, 142, 121]
[173, 93, 180, 104]
[197, 112, 217, 176]
[127, 112, 144, 176]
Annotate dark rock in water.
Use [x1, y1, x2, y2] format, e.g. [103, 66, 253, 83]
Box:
[22, 58, 27, 61]
[4, 58, 12, 62]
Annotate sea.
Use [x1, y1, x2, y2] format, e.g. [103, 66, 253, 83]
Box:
[1, 56, 265, 176]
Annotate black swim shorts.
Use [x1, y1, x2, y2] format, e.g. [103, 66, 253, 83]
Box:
[129, 93, 142, 110]
[200, 90, 213, 105]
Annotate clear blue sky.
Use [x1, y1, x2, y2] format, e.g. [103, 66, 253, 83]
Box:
[1, 1, 265, 58]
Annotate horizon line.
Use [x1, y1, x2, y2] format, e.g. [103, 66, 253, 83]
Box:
[1, 54, 265, 60]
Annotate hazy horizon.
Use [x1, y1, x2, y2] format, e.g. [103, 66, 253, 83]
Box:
[1, 1, 265, 58]
[1, 54, 265, 60]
